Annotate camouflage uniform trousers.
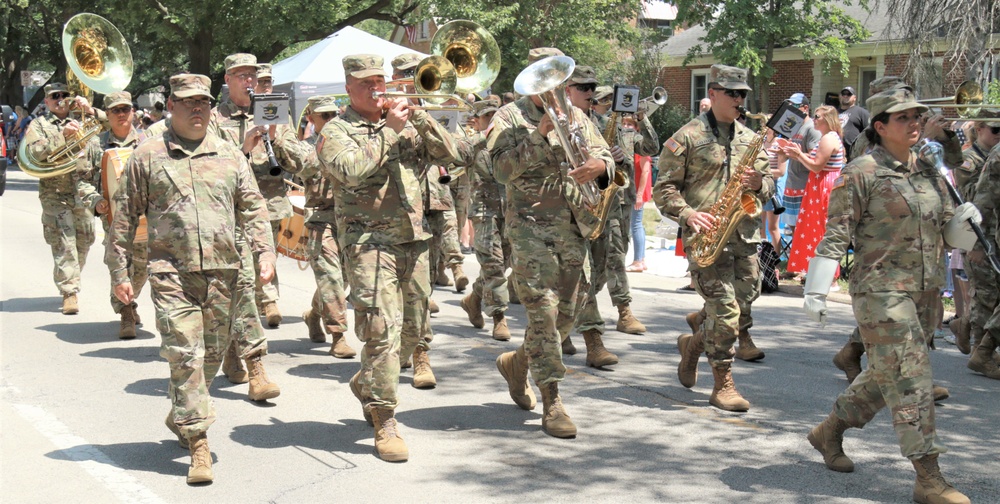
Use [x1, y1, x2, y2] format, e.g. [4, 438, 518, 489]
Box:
[576, 202, 632, 334]
[832, 290, 946, 460]
[149, 269, 237, 438]
[227, 238, 268, 359]
[966, 252, 999, 346]
[307, 221, 348, 334]
[100, 219, 149, 314]
[344, 240, 431, 411]
[427, 208, 463, 280]
[449, 175, 472, 242]
[510, 221, 590, 385]
[253, 222, 282, 305]
[471, 213, 510, 316]
[41, 199, 95, 295]
[692, 244, 761, 365]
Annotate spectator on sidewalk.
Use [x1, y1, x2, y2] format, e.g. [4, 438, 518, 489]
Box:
[837, 86, 870, 159]
[627, 153, 653, 272]
[780, 93, 822, 248]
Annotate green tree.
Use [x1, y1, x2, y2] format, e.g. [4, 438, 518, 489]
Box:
[673, 0, 871, 113]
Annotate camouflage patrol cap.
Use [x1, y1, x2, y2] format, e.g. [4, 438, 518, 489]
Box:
[44, 83, 68, 96]
[257, 63, 273, 79]
[977, 109, 1000, 128]
[307, 95, 339, 114]
[568, 65, 598, 85]
[103, 91, 132, 109]
[472, 97, 500, 117]
[869, 76, 908, 95]
[391, 53, 422, 72]
[866, 86, 928, 118]
[225, 53, 257, 72]
[709, 64, 751, 91]
[343, 54, 387, 79]
[528, 47, 564, 63]
[169, 73, 212, 99]
[594, 85, 613, 102]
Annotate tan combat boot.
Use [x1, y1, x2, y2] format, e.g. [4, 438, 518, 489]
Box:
[303, 309, 325, 343]
[245, 355, 281, 401]
[686, 310, 705, 334]
[62, 293, 79, 315]
[932, 384, 950, 402]
[677, 331, 704, 388]
[328, 333, 357, 359]
[186, 433, 213, 484]
[412, 346, 437, 389]
[948, 317, 971, 355]
[911, 454, 970, 504]
[119, 305, 137, 340]
[582, 329, 619, 368]
[735, 329, 765, 362]
[807, 413, 854, 472]
[538, 381, 577, 438]
[165, 412, 189, 449]
[492, 313, 511, 341]
[349, 371, 373, 426]
[832, 341, 865, 383]
[263, 302, 282, 328]
[222, 342, 248, 384]
[428, 298, 440, 315]
[435, 268, 452, 287]
[496, 347, 536, 410]
[967, 337, 1000, 379]
[133, 306, 141, 325]
[561, 335, 577, 355]
[461, 291, 484, 329]
[709, 363, 750, 412]
[371, 408, 409, 462]
[615, 304, 647, 334]
[452, 264, 469, 293]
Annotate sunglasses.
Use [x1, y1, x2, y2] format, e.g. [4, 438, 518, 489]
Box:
[711, 87, 747, 99]
[840, 91, 854, 96]
[50, 93, 71, 100]
[572, 83, 597, 93]
[110, 106, 133, 115]
[991, 126, 1000, 135]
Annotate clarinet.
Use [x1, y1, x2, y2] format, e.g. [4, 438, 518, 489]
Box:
[247, 89, 282, 176]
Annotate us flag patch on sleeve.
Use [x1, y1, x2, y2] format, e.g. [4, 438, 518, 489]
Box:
[833, 175, 845, 189]
[665, 137, 681, 153]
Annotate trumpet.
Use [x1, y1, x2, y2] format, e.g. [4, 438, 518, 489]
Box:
[637, 87, 668, 116]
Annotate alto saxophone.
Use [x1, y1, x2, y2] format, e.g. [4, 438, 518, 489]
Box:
[687, 125, 767, 268]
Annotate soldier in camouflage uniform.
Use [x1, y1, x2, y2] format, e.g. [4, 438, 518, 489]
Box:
[315, 54, 459, 461]
[272, 95, 358, 359]
[803, 87, 975, 504]
[22, 83, 104, 314]
[491, 47, 615, 438]
[77, 91, 149, 338]
[459, 97, 514, 341]
[107, 74, 277, 484]
[967, 129, 1000, 379]
[653, 64, 774, 412]
[208, 53, 283, 401]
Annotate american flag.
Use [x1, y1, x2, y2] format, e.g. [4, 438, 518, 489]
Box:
[405, 25, 417, 44]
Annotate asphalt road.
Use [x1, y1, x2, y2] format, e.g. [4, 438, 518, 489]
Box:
[2, 166, 997, 503]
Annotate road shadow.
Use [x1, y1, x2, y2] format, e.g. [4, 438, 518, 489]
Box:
[2, 296, 63, 314]
[284, 361, 361, 383]
[45, 440, 193, 478]
[1, 177, 38, 193]
[39, 321, 134, 345]
[229, 417, 371, 457]
[395, 403, 540, 432]
[124, 377, 248, 403]
[81, 344, 162, 363]
[719, 459, 910, 502]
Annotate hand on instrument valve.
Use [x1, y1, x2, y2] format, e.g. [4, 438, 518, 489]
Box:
[259, 261, 275, 284]
[73, 96, 96, 116]
[686, 211, 717, 234]
[802, 256, 839, 327]
[242, 125, 266, 155]
[568, 158, 608, 185]
[610, 145, 626, 164]
[921, 113, 951, 142]
[741, 167, 763, 191]
[62, 120, 82, 139]
[114, 281, 134, 305]
[385, 98, 411, 133]
[95, 198, 110, 215]
[537, 113, 555, 137]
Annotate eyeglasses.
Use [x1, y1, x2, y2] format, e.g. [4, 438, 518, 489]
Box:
[228, 71, 258, 81]
[257, 79, 273, 87]
[572, 83, 597, 93]
[814, 114, 822, 120]
[109, 106, 132, 115]
[174, 97, 212, 109]
[991, 126, 1000, 135]
[711, 87, 747, 99]
[49, 93, 71, 100]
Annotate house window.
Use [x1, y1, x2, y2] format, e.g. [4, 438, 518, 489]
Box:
[639, 18, 672, 34]
[691, 71, 709, 114]
[859, 69, 877, 105]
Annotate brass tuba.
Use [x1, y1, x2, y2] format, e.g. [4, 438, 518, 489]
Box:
[686, 125, 768, 268]
[19, 13, 132, 179]
[513, 55, 625, 240]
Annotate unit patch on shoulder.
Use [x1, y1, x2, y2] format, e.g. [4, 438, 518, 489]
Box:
[665, 137, 682, 154]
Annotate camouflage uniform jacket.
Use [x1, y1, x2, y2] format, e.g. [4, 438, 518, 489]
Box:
[106, 129, 276, 285]
[458, 131, 504, 218]
[653, 113, 774, 246]
[592, 111, 660, 204]
[272, 128, 335, 223]
[853, 128, 963, 170]
[316, 106, 459, 247]
[488, 97, 614, 235]
[78, 127, 145, 212]
[22, 113, 92, 206]
[958, 142, 989, 203]
[815, 144, 955, 295]
[423, 167, 455, 211]
[210, 99, 301, 220]
[973, 147, 1000, 249]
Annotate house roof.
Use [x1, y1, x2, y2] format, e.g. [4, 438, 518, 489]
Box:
[659, 2, 894, 59]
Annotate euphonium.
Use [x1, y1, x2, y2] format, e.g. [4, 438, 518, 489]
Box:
[686, 125, 768, 268]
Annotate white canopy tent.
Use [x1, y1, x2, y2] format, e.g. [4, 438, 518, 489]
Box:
[272, 26, 426, 123]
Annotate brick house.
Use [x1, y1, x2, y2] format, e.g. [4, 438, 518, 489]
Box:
[658, 2, 981, 116]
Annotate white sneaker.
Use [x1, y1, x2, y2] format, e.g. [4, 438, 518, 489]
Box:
[943, 334, 957, 345]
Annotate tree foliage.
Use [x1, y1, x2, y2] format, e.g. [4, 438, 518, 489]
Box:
[673, 0, 870, 112]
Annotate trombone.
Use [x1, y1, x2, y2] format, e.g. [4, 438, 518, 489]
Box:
[918, 80, 999, 122]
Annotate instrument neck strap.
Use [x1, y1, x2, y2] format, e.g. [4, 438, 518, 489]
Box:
[706, 109, 735, 179]
[972, 141, 987, 161]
